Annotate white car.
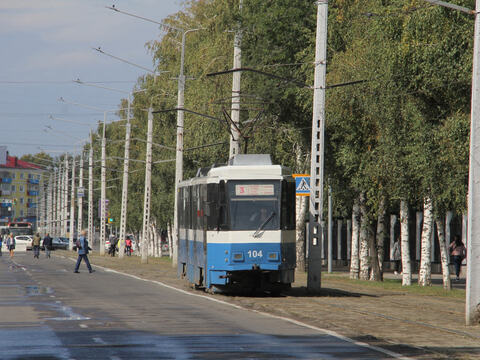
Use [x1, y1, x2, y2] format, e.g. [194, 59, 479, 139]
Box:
[14, 235, 34, 250]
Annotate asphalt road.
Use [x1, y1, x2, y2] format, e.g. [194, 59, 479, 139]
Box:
[0, 252, 404, 359]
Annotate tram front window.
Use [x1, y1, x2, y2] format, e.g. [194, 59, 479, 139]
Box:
[227, 181, 280, 231]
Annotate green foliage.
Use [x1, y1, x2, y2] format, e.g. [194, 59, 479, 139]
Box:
[74, 0, 473, 231]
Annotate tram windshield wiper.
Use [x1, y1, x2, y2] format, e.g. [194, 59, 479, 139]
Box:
[253, 212, 275, 238]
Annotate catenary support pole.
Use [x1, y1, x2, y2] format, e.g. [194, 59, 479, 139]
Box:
[57, 166, 62, 236]
[88, 133, 94, 248]
[55, 166, 61, 237]
[327, 186, 332, 273]
[308, 0, 328, 292]
[229, 0, 243, 157]
[63, 158, 69, 237]
[47, 173, 53, 235]
[100, 114, 107, 256]
[119, 95, 132, 259]
[77, 153, 84, 238]
[69, 158, 76, 251]
[466, 0, 480, 326]
[141, 108, 153, 264]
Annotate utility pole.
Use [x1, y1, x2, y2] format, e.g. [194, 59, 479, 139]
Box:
[229, 0, 243, 158]
[173, 32, 187, 268]
[55, 166, 61, 237]
[69, 158, 76, 251]
[308, 0, 328, 292]
[467, 0, 480, 327]
[119, 95, 132, 259]
[100, 114, 107, 256]
[88, 132, 94, 248]
[63, 158, 69, 238]
[47, 173, 53, 235]
[77, 153, 84, 238]
[327, 185, 333, 273]
[141, 108, 153, 264]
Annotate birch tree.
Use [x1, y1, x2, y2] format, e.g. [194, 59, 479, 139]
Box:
[418, 197, 434, 286]
[400, 199, 412, 286]
[295, 195, 308, 272]
[359, 193, 370, 280]
[376, 195, 387, 273]
[349, 197, 360, 279]
[435, 215, 451, 290]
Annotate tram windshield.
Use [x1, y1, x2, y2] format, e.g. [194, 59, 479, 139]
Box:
[227, 180, 280, 231]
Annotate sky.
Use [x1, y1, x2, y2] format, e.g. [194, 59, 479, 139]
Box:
[0, 0, 183, 159]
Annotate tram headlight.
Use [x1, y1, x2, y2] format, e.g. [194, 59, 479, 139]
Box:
[268, 252, 279, 261]
[232, 252, 244, 262]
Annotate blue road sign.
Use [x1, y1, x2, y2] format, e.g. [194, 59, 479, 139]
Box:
[293, 174, 310, 196]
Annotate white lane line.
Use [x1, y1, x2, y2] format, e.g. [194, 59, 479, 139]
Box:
[59, 256, 411, 360]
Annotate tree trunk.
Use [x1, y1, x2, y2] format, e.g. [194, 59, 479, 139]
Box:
[368, 220, 382, 281]
[295, 194, 308, 272]
[350, 196, 361, 279]
[435, 216, 451, 290]
[400, 199, 412, 286]
[376, 195, 387, 274]
[418, 197, 433, 286]
[168, 221, 173, 258]
[359, 193, 370, 280]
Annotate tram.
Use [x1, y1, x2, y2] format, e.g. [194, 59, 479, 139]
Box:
[177, 154, 296, 294]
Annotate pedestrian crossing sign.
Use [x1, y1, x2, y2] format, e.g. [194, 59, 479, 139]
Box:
[293, 174, 310, 196]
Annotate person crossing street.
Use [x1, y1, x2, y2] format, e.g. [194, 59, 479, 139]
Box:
[32, 233, 41, 259]
[43, 233, 53, 258]
[74, 229, 94, 273]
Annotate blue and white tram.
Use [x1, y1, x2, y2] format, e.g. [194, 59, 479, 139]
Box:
[177, 154, 296, 293]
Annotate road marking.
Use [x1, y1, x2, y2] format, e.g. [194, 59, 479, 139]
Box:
[60, 257, 411, 360]
[79, 324, 88, 328]
[93, 337, 106, 344]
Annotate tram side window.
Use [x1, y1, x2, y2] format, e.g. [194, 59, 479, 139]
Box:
[200, 184, 207, 230]
[178, 187, 185, 228]
[281, 180, 296, 230]
[207, 183, 218, 230]
[218, 181, 228, 230]
[191, 186, 197, 230]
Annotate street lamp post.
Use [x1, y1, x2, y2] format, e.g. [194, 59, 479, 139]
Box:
[63, 158, 69, 238]
[141, 108, 153, 264]
[88, 131, 94, 249]
[100, 112, 107, 256]
[69, 157, 76, 251]
[77, 153, 84, 240]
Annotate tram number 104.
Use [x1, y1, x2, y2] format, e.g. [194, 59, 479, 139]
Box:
[247, 250, 263, 258]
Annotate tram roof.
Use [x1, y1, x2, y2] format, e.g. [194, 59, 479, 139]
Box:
[179, 154, 292, 186]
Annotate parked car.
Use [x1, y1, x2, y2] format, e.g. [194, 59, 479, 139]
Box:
[52, 237, 69, 250]
[15, 235, 34, 250]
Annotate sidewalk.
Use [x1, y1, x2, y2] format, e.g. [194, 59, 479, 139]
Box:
[58, 251, 479, 359]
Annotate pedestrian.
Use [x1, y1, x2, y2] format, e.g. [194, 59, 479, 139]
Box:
[0, 234, 3, 257]
[74, 229, 94, 273]
[449, 235, 466, 281]
[392, 237, 402, 275]
[108, 235, 118, 257]
[32, 232, 41, 259]
[6, 233, 15, 258]
[43, 233, 53, 258]
[125, 236, 132, 256]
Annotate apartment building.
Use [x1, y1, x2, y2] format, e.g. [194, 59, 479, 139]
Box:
[0, 147, 44, 227]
